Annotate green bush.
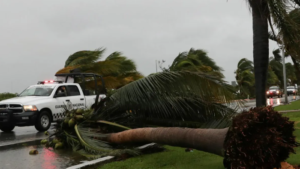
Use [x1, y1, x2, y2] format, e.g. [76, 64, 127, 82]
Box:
[0, 92, 18, 101]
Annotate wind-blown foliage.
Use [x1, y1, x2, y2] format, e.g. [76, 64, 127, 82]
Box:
[167, 48, 224, 79]
[235, 58, 255, 98]
[95, 71, 237, 129]
[56, 49, 143, 89]
[268, 7, 300, 84]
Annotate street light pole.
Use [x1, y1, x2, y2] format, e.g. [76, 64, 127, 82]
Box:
[282, 48, 288, 104]
[155, 60, 157, 73]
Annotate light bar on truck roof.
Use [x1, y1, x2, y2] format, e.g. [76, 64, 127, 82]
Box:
[37, 80, 63, 84]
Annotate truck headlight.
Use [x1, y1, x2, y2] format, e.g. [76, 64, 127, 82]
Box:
[23, 105, 38, 112]
[276, 90, 279, 93]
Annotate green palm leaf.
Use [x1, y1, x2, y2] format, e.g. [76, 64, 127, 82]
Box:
[95, 71, 237, 129]
[65, 49, 105, 67]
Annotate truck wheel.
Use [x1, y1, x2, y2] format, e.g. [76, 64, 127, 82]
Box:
[0, 124, 15, 132]
[35, 111, 51, 132]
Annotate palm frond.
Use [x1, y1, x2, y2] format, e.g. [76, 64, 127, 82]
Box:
[95, 71, 238, 129]
[75, 124, 112, 153]
[291, 0, 300, 7]
[65, 49, 105, 67]
[105, 52, 123, 60]
[268, 31, 279, 42]
[189, 49, 224, 71]
[56, 65, 80, 74]
[73, 124, 139, 158]
[96, 120, 131, 130]
[268, 0, 300, 60]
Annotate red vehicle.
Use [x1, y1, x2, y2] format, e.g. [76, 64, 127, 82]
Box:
[266, 86, 283, 98]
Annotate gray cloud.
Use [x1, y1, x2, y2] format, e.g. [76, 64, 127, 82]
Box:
[0, 0, 290, 93]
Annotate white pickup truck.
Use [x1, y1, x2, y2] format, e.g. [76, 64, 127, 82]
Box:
[0, 73, 106, 132]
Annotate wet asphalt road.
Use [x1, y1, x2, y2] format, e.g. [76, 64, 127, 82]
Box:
[0, 124, 89, 169]
[0, 141, 87, 169]
[0, 95, 299, 169]
[0, 125, 55, 147]
[244, 95, 300, 108]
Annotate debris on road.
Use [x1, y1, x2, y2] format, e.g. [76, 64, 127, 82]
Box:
[29, 149, 38, 155]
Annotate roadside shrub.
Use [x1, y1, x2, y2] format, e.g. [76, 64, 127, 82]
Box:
[0, 92, 18, 101]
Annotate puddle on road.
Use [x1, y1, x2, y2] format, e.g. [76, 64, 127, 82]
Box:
[0, 143, 88, 169]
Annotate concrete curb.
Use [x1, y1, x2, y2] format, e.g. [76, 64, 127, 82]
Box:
[278, 110, 300, 113]
[66, 143, 157, 169]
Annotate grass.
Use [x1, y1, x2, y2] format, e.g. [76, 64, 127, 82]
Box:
[274, 99, 300, 111]
[99, 146, 224, 169]
[98, 111, 300, 169]
[282, 111, 300, 165]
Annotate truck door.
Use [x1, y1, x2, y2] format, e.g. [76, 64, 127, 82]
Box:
[52, 85, 70, 121]
[66, 85, 86, 110]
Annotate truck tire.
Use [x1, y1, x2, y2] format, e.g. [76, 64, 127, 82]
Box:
[35, 111, 51, 132]
[0, 124, 15, 132]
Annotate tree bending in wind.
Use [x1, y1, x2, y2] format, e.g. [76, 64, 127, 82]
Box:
[235, 58, 255, 98]
[56, 48, 143, 90]
[167, 48, 224, 79]
[269, 7, 300, 84]
[247, 0, 300, 107]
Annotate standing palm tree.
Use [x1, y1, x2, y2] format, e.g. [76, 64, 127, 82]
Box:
[247, 0, 300, 107]
[235, 58, 255, 98]
[248, 0, 269, 107]
[235, 57, 282, 98]
[56, 49, 143, 90]
[168, 48, 224, 78]
[269, 7, 300, 84]
[269, 49, 284, 87]
[266, 65, 280, 87]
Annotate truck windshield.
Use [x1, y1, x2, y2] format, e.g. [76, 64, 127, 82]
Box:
[287, 86, 295, 89]
[19, 86, 54, 96]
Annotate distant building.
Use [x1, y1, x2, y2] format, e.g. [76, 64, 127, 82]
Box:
[231, 81, 237, 87]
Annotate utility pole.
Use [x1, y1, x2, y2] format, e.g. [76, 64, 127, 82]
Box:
[282, 48, 288, 104]
[155, 60, 157, 73]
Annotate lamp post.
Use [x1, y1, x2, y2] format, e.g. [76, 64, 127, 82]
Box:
[282, 48, 288, 104]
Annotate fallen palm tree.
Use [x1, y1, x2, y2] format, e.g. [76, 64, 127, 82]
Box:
[45, 71, 298, 168]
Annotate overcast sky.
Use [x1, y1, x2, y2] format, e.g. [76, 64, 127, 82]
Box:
[0, 0, 291, 93]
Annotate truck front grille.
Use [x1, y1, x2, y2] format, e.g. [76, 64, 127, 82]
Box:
[0, 104, 23, 113]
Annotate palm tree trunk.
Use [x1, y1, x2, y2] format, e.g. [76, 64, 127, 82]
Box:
[251, 1, 269, 107]
[105, 127, 228, 156]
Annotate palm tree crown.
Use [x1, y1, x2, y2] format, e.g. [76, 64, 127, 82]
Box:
[168, 48, 224, 78]
[56, 48, 143, 90]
